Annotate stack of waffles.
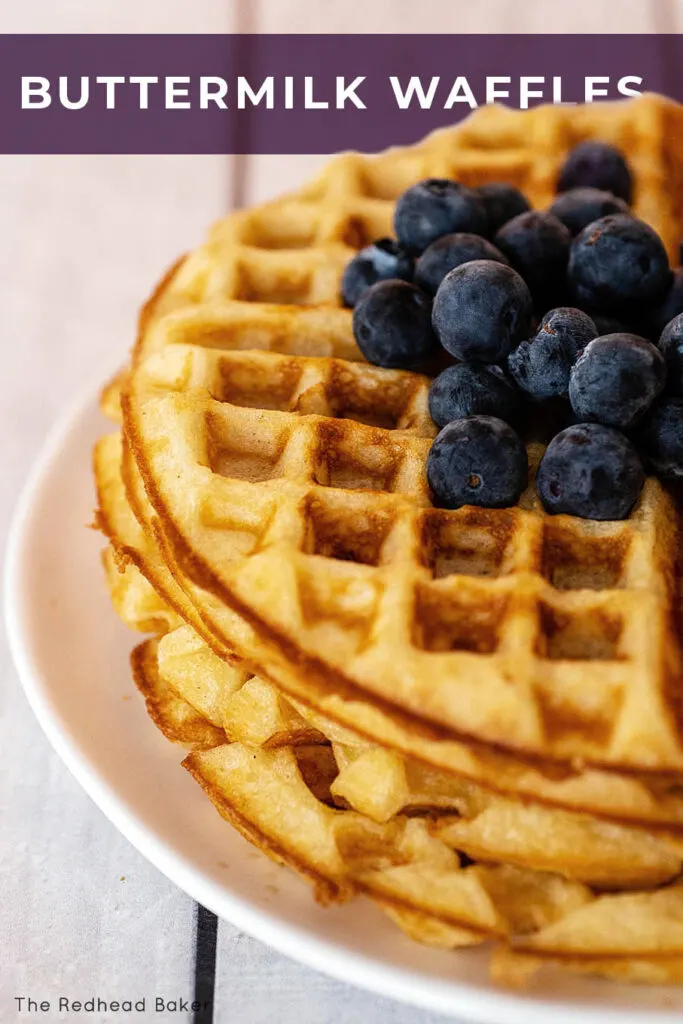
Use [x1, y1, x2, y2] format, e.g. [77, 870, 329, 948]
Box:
[94, 95, 683, 988]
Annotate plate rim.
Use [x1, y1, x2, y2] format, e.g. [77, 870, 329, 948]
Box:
[5, 380, 682, 1024]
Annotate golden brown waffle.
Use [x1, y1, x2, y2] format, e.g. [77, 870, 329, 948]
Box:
[136, 95, 683, 343]
[93, 96, 683, 988]
[130, 638, 224, 750]
[96, 92, 683, 425]
[100, 543, 180, 635]
[514, 883, 683, 957]
[132, 615, 683, 891]
[123, 340, 683, 772]
[96, 422, 683, 982]
[95, 435, 683, 895]
[185, 743, 592, 932]
[116, 612, 683, 978]
[101, 96, 683, 419]
[93, 429, 683, 833]
[157, 625, 323, 748]
[130, 636, 683, 965]
[131, 636, 594, 939]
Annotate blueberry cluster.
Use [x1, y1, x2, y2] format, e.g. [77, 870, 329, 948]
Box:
[344, 141, 683, 521]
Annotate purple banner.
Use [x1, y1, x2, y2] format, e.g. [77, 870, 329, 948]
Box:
[0, 34, 681, 154]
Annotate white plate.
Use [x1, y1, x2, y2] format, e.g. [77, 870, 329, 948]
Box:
[6, 383, 683, 1024]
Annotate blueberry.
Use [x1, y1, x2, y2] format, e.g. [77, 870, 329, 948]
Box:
[658, 312, 683, 395]
[639, 397, 683, 481]
[474, 182, 531, 235]
[414, 233, 508, 295]
[394, 179, 488, 255]
[557, 141, 633, 203]
[432, 260, 532, 364]
[508, 307, 597, 402]
[352, 280, 436, 370]
[537, 423, 644, 520]
[341, 238, 413, 307]
[538, 306, 598, 343]
[548, 187, 630, 237]
[568, 333, 666, 430]
[428, 364, 521, 428]
[568, 215, 671, 314]
[427, 416, 528, 510]
[494, 211, 571, 301]
[645, 268, 683, 341]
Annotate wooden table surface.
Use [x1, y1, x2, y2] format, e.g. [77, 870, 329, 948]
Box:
[2, 3, 682, 1022]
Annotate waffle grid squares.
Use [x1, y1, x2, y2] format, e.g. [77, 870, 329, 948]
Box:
[123, 96, 683, 771]
[96, 85, 683, 970]
[133, 97, 683, 378]
[96, 418, 683, 814]
[132, 306, 679, 751]
[141, 304, 360, 366]
[130, 347, 681, 766]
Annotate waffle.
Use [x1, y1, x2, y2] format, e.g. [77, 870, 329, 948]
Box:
[97, 438, 683, 894]
[128, 627, 683, 962]
[122, 615, 683, 971]
[157, 625, 323, 748]
[137, 94, 683, 335]
[100, 544, 180, 635]
[100, 93, 683, 424]
[123, 339, 683, 772]
[93, 429, 683, 832]
[110, 100, 683, 773]
[130, 638, 224, 750]
[132, 637, 592, 939]
[130, 616, 683, 890]
[94, 432, 219, 646]
[187, 743, 594, 934]
[102, 416, 683, 982]
[93, 95, 683, 988]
